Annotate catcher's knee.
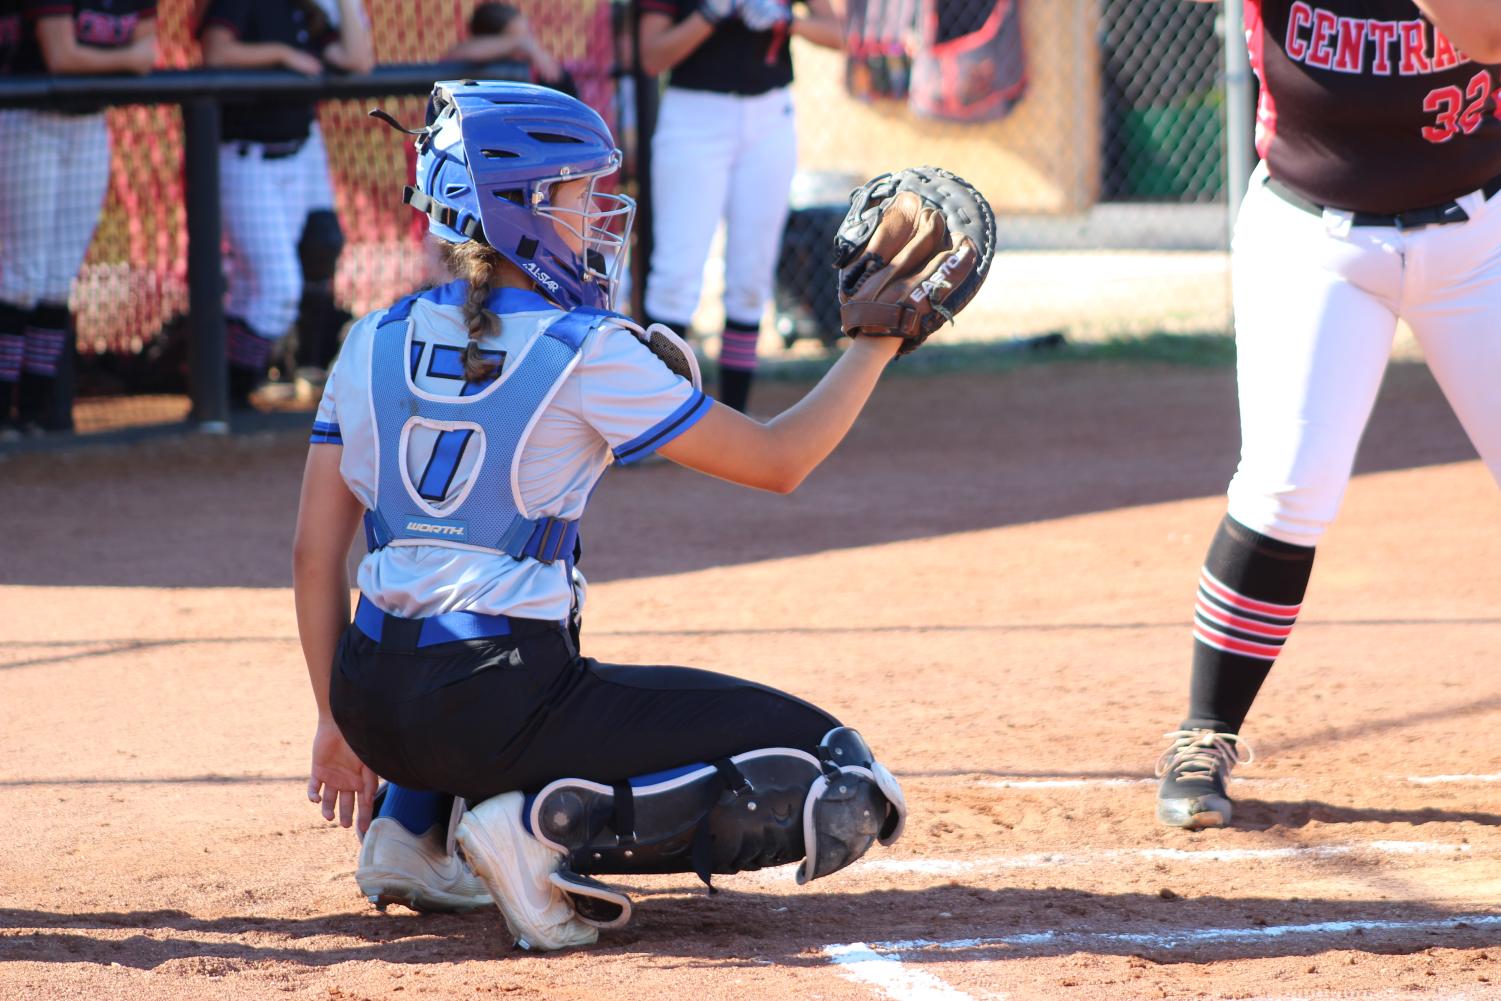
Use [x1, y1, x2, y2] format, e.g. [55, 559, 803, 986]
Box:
[299, 209, 345, 283]
[530, 727, 905, 918]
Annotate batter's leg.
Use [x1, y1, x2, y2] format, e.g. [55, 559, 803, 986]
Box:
[1159, 174, 1402, 828]
[642, 88, 737, 341]
[719, 86, 797, 412]
[1401, 190, 1501, 488]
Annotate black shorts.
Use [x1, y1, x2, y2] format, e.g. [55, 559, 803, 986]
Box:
[328, 616, 839, 803]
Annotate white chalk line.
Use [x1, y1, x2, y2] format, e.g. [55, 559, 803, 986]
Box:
[822, 914, 1501, 1001]
[859, 912, 1501, 955]
[986, 774, 1501, 789]
[862, 840, 1468, 876]
[824, 943, 987, 1001]
[733, 841, 1469, 891]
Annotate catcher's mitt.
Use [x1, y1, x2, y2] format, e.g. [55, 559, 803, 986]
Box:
[833, 166, 995, 354]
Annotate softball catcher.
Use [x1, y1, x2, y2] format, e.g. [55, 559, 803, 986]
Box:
[1156, 0, 1501, 829]
[293, 80, 992, 949]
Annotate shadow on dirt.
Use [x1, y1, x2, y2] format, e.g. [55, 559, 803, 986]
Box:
[6, 885, 1501, 968]
[0, 359, 1480, 588]
[1234, 799, 1501, 829]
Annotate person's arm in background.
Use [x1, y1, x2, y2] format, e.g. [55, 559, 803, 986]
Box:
[447, 13, 563, 82]
[292, 444, 378, 832]
[323, 0, 374, 75]
[791, 0, 844, 50]
[658, 336, 901, 493]
[638, 5, 715, 77]
[201, 25, 324, 74]
[36, 12, 156, 74]
[1412, 0, 1501, 62]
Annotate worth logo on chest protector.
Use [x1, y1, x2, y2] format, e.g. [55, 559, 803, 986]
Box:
[406, 520, 467, 538]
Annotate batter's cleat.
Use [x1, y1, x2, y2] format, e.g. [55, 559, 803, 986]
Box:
[356, 817, 493, 913]
[455, 792, 599, 951]
[1154, 729, 1254, 829]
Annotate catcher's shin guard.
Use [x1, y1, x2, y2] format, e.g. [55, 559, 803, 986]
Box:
[530, 729, 907, 918]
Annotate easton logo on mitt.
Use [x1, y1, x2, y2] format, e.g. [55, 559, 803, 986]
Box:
[833, 166, 996, 354]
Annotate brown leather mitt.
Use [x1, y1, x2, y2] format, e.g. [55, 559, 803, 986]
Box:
[833, 166, 996, 354]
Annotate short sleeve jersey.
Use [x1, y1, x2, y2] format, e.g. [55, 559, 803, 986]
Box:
[311, 285, 710, 622]
[1249, 0, 1501, 212]
[640, 0, 796, 95]
[199, 0, 335, 143]
[6, 0, 155, 77]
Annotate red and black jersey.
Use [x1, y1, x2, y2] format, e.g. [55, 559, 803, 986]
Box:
[1248, 0, 1501, 212]
[640, 0, 798, 96]
[199, 0, 336, 144]
[4, 0, 154, 77]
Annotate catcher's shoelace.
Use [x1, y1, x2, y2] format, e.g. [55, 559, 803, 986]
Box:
[1154, 729, 1254, 785]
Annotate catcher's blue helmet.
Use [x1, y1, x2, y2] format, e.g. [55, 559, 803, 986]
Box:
[385, 80, 634, 312]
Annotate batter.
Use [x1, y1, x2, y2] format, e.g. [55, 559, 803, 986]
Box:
[1156, 0, 1501, 829]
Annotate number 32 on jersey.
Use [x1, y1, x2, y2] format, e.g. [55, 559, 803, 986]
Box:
[1423, 68, 1500, 143]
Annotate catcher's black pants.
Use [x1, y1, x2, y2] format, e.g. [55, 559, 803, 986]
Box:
[329, 617, 838, 804]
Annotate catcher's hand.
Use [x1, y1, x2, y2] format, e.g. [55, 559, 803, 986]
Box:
[833, 166, 995, 354]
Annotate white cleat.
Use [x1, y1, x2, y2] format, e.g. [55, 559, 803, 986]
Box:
[357, 816, 493, 913]
[455, 792, 599, 951]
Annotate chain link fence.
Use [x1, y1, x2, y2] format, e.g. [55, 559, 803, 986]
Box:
[765, 0, 1231, 356]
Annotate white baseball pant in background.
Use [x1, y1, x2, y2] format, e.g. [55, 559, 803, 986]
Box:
[1228, 162, 1501, 547]
[219, 122, 337, 341]
[0, 109, 111, 308]
[644, 85, 798, 328]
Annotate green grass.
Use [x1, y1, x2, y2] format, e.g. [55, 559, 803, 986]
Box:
[753, 331, 1236, 382]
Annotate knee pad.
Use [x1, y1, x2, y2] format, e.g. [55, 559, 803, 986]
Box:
[797, 726, 906, 885]
[530, 728, 907, 922]
[299, 210, 345, 283]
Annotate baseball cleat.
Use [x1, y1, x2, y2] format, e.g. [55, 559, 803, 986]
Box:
[357, 817, 493, 913]
[455, 792, 599, 951]
[1154, 729, 1254, 829]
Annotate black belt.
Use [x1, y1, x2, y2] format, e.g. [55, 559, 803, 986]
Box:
[232, 138, 307, 161]
[1266, 174, 1501, 229]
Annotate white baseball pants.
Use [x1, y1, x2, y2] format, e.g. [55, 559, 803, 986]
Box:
[644, 85, 798, 328]
[1227, 162, 1501, 547]
[0, 109, 111, 308]
[219, 122, 337, 341]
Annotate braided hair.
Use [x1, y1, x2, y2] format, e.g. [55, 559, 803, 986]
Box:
[439, 240, 506, 382]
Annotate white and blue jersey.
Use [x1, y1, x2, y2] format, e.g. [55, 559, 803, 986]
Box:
[311, 282, 710, 622]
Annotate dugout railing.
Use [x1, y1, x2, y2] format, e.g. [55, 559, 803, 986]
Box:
[0, 62, 540, 433]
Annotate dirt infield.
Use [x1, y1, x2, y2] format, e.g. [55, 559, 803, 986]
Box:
[4, 358, 1501, 1001]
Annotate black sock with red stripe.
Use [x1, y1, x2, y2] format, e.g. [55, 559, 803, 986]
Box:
[1183, 515, 1316, 733]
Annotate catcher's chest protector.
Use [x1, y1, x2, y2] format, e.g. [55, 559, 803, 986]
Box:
[910, 0, 1027, 123]
[365, 295, 616, 560]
